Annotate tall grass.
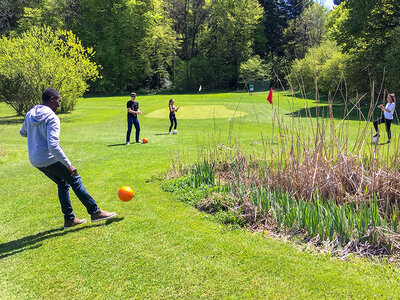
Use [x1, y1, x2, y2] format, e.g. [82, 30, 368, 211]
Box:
[177, 155, 400, 255]
[169, 84, 400, 255]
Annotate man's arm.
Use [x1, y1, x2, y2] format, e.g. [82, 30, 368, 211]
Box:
[127, 105, 142, 115]
[19, 120, 27, 137]
[46, 117, 72, 168]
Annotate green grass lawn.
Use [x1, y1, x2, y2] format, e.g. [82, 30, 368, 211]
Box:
[1, 91, 400, 299]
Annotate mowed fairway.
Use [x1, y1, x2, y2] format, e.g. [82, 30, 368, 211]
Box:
[1, 92, 400, 299]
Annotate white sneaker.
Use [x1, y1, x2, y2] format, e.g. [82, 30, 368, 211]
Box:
[137, 140, 143, 144]
[126, 142, 130, 145]
[168, 132, 171, 135]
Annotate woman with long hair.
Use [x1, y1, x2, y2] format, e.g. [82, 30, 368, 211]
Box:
[373, 93, 396, 143]
[168, 99, 179, 134]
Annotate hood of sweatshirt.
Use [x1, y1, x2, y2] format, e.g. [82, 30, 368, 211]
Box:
[28, 105, 54, 126]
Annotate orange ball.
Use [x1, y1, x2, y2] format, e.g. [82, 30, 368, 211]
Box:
[118, 186, 134, 202]
[142, 138, 149, 144]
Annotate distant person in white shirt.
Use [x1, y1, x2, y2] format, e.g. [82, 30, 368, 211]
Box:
[373, 93, 396, 143]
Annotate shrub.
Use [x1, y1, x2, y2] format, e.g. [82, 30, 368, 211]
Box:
[288, 40, 349, 95]
[239, 55, 272, 81]
[0, 26, 99, 115]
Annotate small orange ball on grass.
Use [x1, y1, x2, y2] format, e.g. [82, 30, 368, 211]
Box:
[118, 186, 134, 202]
[142, 138, 149, 144]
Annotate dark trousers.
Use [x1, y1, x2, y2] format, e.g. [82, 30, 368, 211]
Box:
[37, 162, 99, 221]
[126, 117, 140, 143]
[169, 114, 177, 132]
[373, 116, 392, 139]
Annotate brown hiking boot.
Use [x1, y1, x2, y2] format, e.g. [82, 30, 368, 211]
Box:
[91, 209, 116, 222]
[64, 218, 87, 229]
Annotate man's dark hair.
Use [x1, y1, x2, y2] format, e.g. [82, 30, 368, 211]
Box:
[42, 88, 60, 103]
[131, 92, 136, 97]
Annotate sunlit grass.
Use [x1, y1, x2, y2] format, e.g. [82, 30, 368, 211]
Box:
[1, 91, 400, 298]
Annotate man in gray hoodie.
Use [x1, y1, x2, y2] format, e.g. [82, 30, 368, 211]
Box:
[20, 88, 116, 228]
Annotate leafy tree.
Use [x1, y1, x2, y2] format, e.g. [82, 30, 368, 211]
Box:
[69, 0, 176, 92]
[288, 40, 349, 95]
[172, 0, 263, 90]
[0, 0, 80, 35]
[330, 0, 400, 93]
[168, 0, 209, 61]
[172, 55, 209, 91]
[284, 3, 328, 61]
[15, 0, 81, 32]
[285, 0, 313, 19]
[385, 26, 400, 91]
[239, 55, 272, 81]
[0, 0, 32, 35]
[0, 26, 99, 115]
[255, 0, 288, 58]
[198, 0, 263, 89]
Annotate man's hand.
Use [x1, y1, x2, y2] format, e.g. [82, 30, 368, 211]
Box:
[68, 165, 78, 176]
[378, 104, 384, 108]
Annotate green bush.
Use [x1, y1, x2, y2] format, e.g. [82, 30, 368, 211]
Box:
[239, 55, 272, 81]
[288, 40, 349, 95]
[173, 56, 210, 92]
[0, 26, 99, 115]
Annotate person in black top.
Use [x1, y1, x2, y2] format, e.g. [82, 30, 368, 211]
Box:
[168, 99, 179, 134]
[126, 92, 142, 144]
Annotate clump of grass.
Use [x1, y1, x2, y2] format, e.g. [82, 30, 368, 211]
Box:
[166, 159, 400, 258]
[250, 186, 398, 245]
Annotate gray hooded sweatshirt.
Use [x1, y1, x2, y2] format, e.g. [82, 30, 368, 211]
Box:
[20, 105, 71, 168]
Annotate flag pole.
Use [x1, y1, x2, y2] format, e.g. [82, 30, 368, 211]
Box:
[199, 84, 203, 102]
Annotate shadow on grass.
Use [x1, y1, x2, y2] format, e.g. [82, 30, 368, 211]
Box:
[155, 133, 169, 136]
[107, 143, 126, 147]
[287, 102, 375, 120]
[282, 92, 387, 123]
[0, 217, 124, 260]
[0, 115, 24, 125]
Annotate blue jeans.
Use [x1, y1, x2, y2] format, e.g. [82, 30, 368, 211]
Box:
[37, 162, 99, 221]
[126, 117, 140, 143]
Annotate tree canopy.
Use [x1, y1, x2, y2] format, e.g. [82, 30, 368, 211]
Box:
[0, 26, 99, 115]
[0, 0, 398, 100]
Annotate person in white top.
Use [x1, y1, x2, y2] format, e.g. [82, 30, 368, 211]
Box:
[373, 93, 396, 143]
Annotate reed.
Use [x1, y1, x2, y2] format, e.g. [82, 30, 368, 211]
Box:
[168, 84, 400, 256]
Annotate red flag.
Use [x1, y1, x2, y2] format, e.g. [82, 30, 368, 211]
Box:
[267, 88, 273, 104]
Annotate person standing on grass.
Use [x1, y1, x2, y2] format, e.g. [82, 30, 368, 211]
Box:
[373, 93, 396, 143]
[126, 92, 142, 144]
[19, 88, 116, 229]
[168, 98, 179, 134]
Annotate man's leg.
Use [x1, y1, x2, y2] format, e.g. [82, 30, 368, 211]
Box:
[40, 162, 99, 215]
[37, 165, 75, 221]
[133, 118, 140, 142]
[126, 118, 133, 143]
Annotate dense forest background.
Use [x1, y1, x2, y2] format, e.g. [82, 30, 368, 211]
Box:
[0, 0, 399, 98]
